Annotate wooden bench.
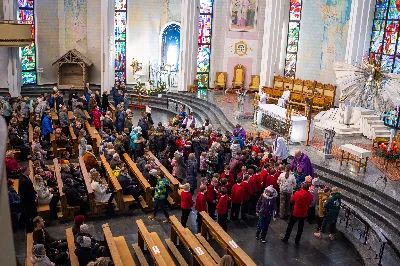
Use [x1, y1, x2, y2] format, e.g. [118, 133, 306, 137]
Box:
[100, 155, 134, 213]
[102, 223, 124, 266]
[26, 233, 33, 266]
[50, 111, 58, 126]
[68, 111, 75, 122]
[136, 219, 175, 266]
[54, 158, 79, 220]
[108, 104, 116, 121]
[50, 133, 66, 158]
[114, 236, 137, 266]
[147, 152, 181, 206]
[169, 216, 217, 266]
[83, 110, 91, 121]
[66, 228, 79, 266]
[165, 238, 189, 266]
[78, 157, 97, 215]
[84, 121, 101, 155]
[69, 125, 78, 156]
[29, 160, 50, 215]
[199, 211, 257, 266]
[123, 153, 152, 210]
[28, 123, 33, 145]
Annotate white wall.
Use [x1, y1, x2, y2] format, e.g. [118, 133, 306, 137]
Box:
[0, 48, 8, 88]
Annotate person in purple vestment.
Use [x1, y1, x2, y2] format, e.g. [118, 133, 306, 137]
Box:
[233, 124, 246, 140]
[290, 150, 314, 178]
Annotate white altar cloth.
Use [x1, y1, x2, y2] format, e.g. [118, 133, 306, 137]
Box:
[340, 144, 372, 159]
[257, 104, 314, 142]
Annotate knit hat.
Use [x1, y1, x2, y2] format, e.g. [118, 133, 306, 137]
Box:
[80, 224, 90, 234]
[80, 236, 92, 248]
[74, 215, 85, 226]
[149, 169, 158, 176]
[312, 178, 319, 186]
[32, 244, 45, 258]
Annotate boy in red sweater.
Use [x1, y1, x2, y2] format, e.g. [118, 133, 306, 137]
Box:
[206, 177, 219, 219]
[220, 166, 234, 193]
[230, 177, 244, 221]
[241, 174, 251, 220]
[217, 187, 229, 231]
[255, 167, 263, 198]
[248, 169, 257, 215]
[195, 185, 207, 232]
[180, 183, 194, 228]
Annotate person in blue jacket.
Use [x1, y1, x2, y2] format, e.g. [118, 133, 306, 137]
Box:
[114, 110, 126, 134]
[114, 90, 124, 107]
[41, 112, 53, 142]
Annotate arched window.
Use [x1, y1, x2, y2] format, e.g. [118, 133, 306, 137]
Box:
[284, 0, 303, 78]
[18, 0, 37, 84]
[161, 23, 181, 72]
[370, 0, 400, 73]
[115, 0, 127, 82]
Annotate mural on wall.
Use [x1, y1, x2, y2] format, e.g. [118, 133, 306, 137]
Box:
[161, 23, 180, 71]
[230, 0, 257, 32]
[297, 0, 352, 84]
[64, 0, 88, 54]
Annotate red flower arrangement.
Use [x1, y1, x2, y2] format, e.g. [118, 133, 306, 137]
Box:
[376, 141, 400, 161]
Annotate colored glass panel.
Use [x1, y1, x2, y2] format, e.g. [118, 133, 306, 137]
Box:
[394, 56, 400, 72]
[115, 72, 125, 83]
[198, 15, 212, 44]
[20, 42, 36, 70]
[115, 42, 126, 72]
[196, 73, 209, 89]
[18, 9, 34, 24]
[377, 0, 389, 8]
[115, 12, 126, 41]
[18, 0, 33, 8]
[375, 8, 388, 19]
[389, 7, 400, 19]
[285, 0, 303, 78]
[22, 72, 36, 84]
[115, 0, 126, 10]
[284, 54, 297, 78]
[289, 0, 302, 21]
[200, 0, 213, 13]
[197, 45, 211, 73]
[287, 22, 300, 53]
[373, 19, 386, 31]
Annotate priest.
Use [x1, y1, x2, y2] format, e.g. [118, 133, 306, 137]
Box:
[290, 150, 314, 177]
[277, 86, 291, 108]
[271, 132, 289, 164]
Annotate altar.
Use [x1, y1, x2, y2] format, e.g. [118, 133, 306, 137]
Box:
[257, 104, 314, 142]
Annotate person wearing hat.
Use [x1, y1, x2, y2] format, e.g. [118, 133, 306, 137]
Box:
[256, 185, 277, 243]
[314, 186, 331, 239]
[83, 145, 99, 172]
[72, 215, 86, 236]
[31, 244, 54, 266]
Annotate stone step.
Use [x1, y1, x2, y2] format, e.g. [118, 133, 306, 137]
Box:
[362, 115, 381, 121]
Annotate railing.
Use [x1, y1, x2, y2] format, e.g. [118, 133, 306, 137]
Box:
[166, 97, 193, 115]
[338, 201, 393, 265]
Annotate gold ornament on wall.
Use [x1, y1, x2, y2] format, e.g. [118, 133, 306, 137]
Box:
[233, 41, 248, 56]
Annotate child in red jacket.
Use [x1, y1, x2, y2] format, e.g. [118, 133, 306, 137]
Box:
[195, 185, 207, 232]
[206, 177, 219, 219]
[255, 167, 263, 196]
[248, 169, 258, 214]
[220, 166, 234, 193]
[230, 177, 244, 221]
[180, 183, 194, 227]
[217, 187, 229, 231]
[241, 174, 251, 220]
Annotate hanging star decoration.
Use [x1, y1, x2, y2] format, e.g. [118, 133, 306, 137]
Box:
[333, 56, 400, 113]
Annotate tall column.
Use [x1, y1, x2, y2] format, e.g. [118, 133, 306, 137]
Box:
[178, 0, 200, 92]
[259, 0, 290, 90]
[3, 0, 21, 96]
[101, 0, 115, 93]
[345, 0, 376, 65]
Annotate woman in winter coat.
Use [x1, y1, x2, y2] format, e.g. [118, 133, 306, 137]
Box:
[314, 186, 330, 239]
[58, 105, 70, 136]
[90, 169, 114, 210]
[256, 185, 277, 243]
[78, 129, 87, 157]
[74, 104, 87, 123]
[35, 175, 60, 218]
[320, 187, 341, 240]
[20, 97, 30, 126]
[186, 153, 197, 194]
[92, 106, 102, 130]
[175, 148, 187, 183]
[5, 150, 22, 178]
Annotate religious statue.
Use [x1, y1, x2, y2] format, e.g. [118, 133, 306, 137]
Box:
[252, 92, 260, 127]
[323, 128, 336, 159]
[339, 95, 352, 126]
[260, 91, 267, 105]
[237, 88, 247, 114]
[130, 58, 139, 75]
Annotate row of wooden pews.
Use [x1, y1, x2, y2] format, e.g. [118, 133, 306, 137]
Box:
[28, 160, 50, 216]
[103, 223, 136, 266]
[84, 120, 101, 155]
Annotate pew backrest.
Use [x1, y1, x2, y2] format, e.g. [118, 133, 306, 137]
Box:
[102, 224, 124, 266]
[26, 233, 33, 266]
[66, 228, 79, 266]
[78, 157, 94, 213]
[137, 219, 168, 266]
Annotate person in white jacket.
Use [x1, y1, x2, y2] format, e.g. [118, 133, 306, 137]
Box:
[35, 175, 59, 218]
[277, 165, 296, 219]
[90, 169, 114, 210]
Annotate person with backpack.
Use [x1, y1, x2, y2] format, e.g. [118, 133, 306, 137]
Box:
[148, 172, 171, 223]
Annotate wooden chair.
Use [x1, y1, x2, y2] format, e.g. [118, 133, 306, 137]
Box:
[123, 153, 153, 210]
[303, 80, 316, 96]
[188, 78, 199, 93]
[248, 75, 260, 93]
[169, 216, 218, 266]
[213, 72, 227, 90]
[324, 84, 336, 109]
[83, 110, 91, 122]
[28, 123, 33, 145]
[283, 77, 294, 91]
[66, 228, 80, 266]
[292, 78, 303, 93]
[229, 64, 245, 92]
[265, 76, 284, 103]
[78, 157, 97, 215]
[68, 111, 75, 122]
[50, 111, 58, 127]
[200, 212, 257, 266]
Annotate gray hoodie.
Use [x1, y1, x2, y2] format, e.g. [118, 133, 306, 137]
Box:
[31, 256, 54, 266]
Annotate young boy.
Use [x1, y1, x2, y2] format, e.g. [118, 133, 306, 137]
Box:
[195, 185, 207, 232]
[248, 169, 257, 215]
[230, 177, 244, 221]
[148, 173, 170, 223]
[217, 187, 229, 232]
[220, 166, 234, 193]
[206, 177, 219, 219]
[241, 174, 251, 220]
[180, 183, 194, 228]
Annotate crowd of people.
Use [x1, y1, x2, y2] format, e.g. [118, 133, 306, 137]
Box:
[3, 82, 342, 266]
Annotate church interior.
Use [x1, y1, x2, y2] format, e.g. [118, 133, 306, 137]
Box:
[1, 0, 400, 265]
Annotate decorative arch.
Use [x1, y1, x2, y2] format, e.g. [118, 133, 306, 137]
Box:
[160, 22, 181, 71]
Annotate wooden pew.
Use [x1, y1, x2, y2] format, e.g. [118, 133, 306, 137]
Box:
[50, 133, 66, 158]
[54, 158, 79, 220]
[26, 233, 33, 266]
[169, 216, 217, 266]
[50, 110, 58, 126]
[83, 110, 90, 121]
[68, 111, 75, 122]
[69, 125, 78, 156]
[100, 154, 134, 213]
[78, 157, 96, 215]
[165, 238, 189, 266]
[29, 160, 50, 215]
[199, 211, 257, 266]
[114, 236, 137, 266]
[28, 123, 33, 145]
[102, 224, 124, 266]
[147, 152, 181, 206]
[136, 219, 176, 266]
[108, 104, 116, 121]
[66, 228, 79, 266]
[122, 153, 152, 210]
[84, 120, 101, 155]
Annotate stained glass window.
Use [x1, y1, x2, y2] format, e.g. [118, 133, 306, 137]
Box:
[284, 0, 302, 78]
[370, 0, 400, 73]
[115, 0, 127, 83]
[196, 0, 214, 89]
[18, 0, 37, 84]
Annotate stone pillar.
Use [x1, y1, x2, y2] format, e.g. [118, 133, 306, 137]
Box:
[178, 0, 200, 92]
[345, 0, 376, 65]
[101, 0, 115, 93]
[259, 0, 290, 90]
[3, 0, 21, 96]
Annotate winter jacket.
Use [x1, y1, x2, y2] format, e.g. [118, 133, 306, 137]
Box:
[30, 255, 54, 266]
[309, 185, 319, 207]
[115, 111, 125, 133]
[186, 159, 197, 189]
[324, 192, 341, 224]
[130, 131, 138, 150]
[102, 93, 109, 110]
[59, 110, 70, 127]
[277, 172, 296, 193]
[5, 156, 22, 174]
[92, 108, 102, 129]
[231, 183, 244, 204]
[231, 143, 241, 158]
[75, 246, 96, 266]
[230, 136, 244, 149]
[195, 192, 207, 212]
[18, 174, 37, 208]
[317, 190, 330, 217]
[180, 191, 194, 209]
[74, 106, 87, 123]
[256, 192, 277, 217]
[36, 181, 53, 205]
[291, 189, 313, 217]
[8, 188, 21, 213]
[20, 101, 30, 118]
[175, 153, 186, 181]
[41, 116, 52, 136]
[124, 116, 133, 132]
[154, 178, 170, 200]
[114, 93, 123, 106]
[91, 181, 112, 203]
[123, 97, 130, 110]
[35, 101, 47, 118]
[102, 117, 113, 131]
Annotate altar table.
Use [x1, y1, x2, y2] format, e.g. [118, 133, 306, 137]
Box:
[257, 104, 314, 142]
[339, 144, 372, 173]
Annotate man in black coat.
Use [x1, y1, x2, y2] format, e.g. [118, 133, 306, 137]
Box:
[18, 166, 37, 233]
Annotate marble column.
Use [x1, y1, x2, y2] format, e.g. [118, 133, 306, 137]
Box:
[178, 0, 200, 92]
[345, 0, 376, 65]
[101, 0, 115, 93]
[3, 0, 21, 97]
[259, 0, 290, 90]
